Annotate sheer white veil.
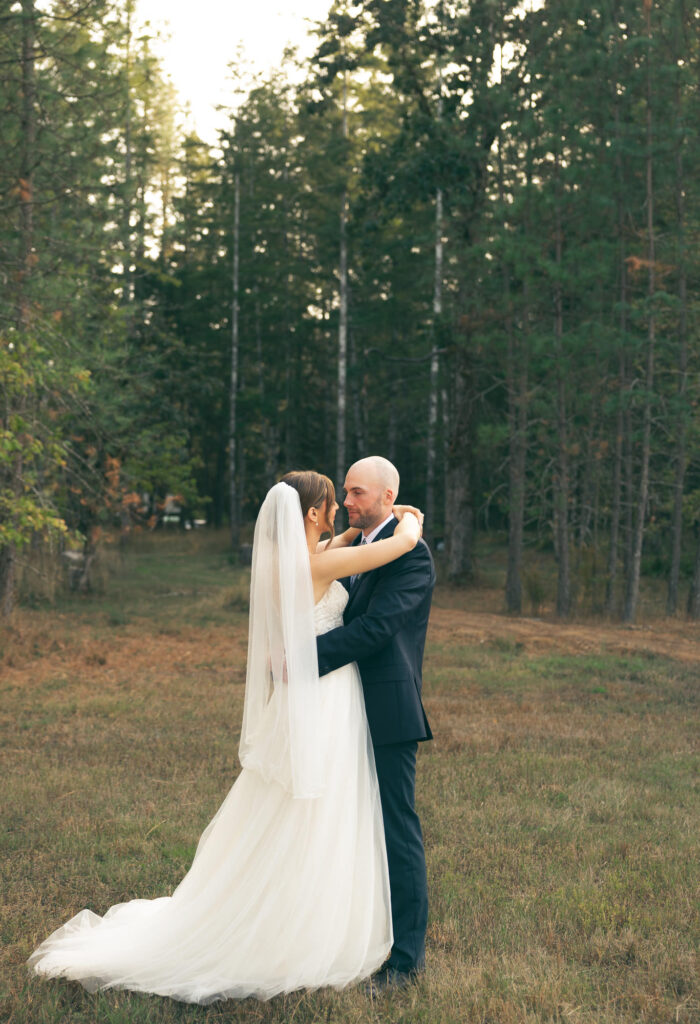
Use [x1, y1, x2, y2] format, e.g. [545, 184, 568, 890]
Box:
[238, 481, 324, 799]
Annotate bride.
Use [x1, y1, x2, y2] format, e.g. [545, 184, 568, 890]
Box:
[29, 471, 422, 1003]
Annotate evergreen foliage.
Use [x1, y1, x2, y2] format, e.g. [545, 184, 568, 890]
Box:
[1, 0, 699, 619]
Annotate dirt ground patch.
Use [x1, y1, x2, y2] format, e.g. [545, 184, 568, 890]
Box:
[5, 604, 700, 695]
[429, 607, 700, 664]
[1, 622, 246, 691]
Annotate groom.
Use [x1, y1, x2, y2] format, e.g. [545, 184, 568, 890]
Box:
[316, 456, 435, 993]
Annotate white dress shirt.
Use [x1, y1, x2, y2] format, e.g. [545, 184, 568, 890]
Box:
[362, 514, 396, 545]
[350, 514, 396, 585]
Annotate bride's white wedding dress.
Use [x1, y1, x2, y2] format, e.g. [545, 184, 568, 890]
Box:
[29, 581, 392, 1003]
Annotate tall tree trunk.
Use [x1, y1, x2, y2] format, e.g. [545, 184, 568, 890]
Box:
[121, 0, 133, 307]
[688, 528, 700, 619]
[442, 384, 449, 546]
[336, 70, 349, 500]
[255, 289, 277, 490]
[388, 332, 399, 465]
[606, 351, 625, 615]
[505, 99, 531, 614]
[591, 448, 602, 612]
[553, 149, 570, 618]
[622, 405, 635, 584]
[282, 156, 297, 470]
[666, 288, 687, 613]
[425, 187, 443, 548]
[445, 343, 474, 582]
[0, 545, 16, 619]
[503, 181, 527, 610]
[554, 336, 570, 616]
[337, 189, 348, 484]
[19, 0, 35, 313]
[505, 322, 527, 615]
[1, 0, 36, 617]
[212, 444, 226, 528]
[578, 410, 597, 549]
[350, 329, 366, 460]
[624, 3, 655, 623]
[666, 7, 688, 615]
[229, 171, 240, 549]
[607, 60, 627, 616]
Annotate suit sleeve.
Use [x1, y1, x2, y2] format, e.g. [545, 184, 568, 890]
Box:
[316, 542, 433, 677]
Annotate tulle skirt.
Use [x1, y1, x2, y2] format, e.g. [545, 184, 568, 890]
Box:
[28, 663, 392, 1003]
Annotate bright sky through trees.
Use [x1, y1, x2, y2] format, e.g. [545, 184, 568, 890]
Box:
[136, 0, 332, 142]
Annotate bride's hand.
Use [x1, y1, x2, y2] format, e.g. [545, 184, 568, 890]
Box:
[394, 511, 421, 546]
[393, 504, 424, 535]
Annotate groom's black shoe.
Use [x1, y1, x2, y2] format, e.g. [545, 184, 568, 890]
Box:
[363, 965, 423, 997]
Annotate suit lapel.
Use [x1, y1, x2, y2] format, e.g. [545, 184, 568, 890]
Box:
[339, 533, 362, 601]
[344, 518, 397, 618]
[341, 528, 364, 606]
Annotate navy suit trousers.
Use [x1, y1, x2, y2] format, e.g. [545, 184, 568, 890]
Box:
[373, 741, 428, 973]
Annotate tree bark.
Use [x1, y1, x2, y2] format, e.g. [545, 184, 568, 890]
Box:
[622, 404, 635, 584]
[606, 351, 625, 615]
[577, 410, 597, 550]
[505, 97, 530, 615]
[505, 328, 527, 614]
[445, 343, 474, 582]
[553, 149, 570, 618]
[666, 9, 688, 615]
[388, 347, 399, 465]
[336, 68, 349, 500]
[255, 288, 277, 491]
[0, 545, 16, 619]
[337, 184, 348, 488]
[1, 0, 36, 617]
[606, 49, 627, 617]
[229, 171, 240, 549]
[19, 0, 35, 308]
[688, 527, 700, 620]
[623, 4, 655, 623]
[554, 350, 570, 616]
[282, 156, 297, 470]
[121, 0, 133, 307]
[425, 187, 443, 549]
[350, 329, 366, 461]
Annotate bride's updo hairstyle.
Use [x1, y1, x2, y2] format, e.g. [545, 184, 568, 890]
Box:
[281, 470, 336, 544]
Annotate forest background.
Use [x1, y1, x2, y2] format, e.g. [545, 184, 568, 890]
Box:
[2, 0, 700, 622]
[2, 5, 699, 1023]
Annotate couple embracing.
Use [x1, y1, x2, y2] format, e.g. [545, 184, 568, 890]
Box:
[30, 456, 436, 1002]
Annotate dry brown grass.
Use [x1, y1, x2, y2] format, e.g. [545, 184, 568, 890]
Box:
[429, 604, 700, 665]
[1, 532, 698, 1023]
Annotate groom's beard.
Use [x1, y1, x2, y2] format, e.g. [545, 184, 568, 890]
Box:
[347, 501, 384, 532]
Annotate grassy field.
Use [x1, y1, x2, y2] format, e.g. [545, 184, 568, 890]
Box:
[1, 531, 698, 1023]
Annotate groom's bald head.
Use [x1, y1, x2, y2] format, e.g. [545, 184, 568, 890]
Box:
[351, 456, 400, 499]
[343, 456, 400, 533]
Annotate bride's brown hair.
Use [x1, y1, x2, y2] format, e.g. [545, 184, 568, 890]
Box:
[281, 470, 336, 544]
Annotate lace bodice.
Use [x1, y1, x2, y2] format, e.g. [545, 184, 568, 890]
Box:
[314, 580, 348, 636]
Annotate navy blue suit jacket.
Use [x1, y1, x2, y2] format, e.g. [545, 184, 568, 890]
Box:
[316, 518, 435, 747]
